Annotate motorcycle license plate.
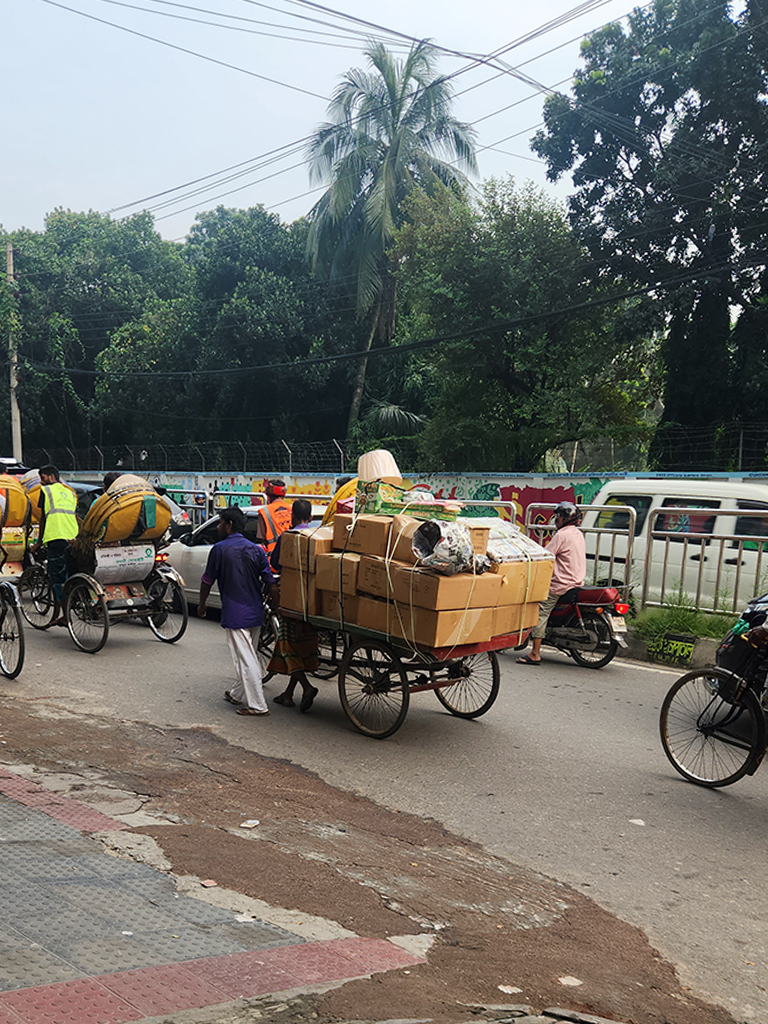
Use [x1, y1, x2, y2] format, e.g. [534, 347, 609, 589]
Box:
[612, 616, 627, 632]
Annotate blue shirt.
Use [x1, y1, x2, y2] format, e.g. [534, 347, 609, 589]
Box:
[201, 532, 275, 630]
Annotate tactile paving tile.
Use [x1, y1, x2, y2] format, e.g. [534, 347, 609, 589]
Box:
[145, 894, 236, 926]
[97, 962, 230, 1016]
[0, 1004, 24, 1024]
[323, 935, 427, 971]
[44, 936, 176, 976]
[12, 909, 119, 950]
[0, 777, 127, 833]
[206, 921, 304, 951]
[0, 947, 83, 992]
[136, 927, 247, 963]
[0, 977, 144, 1024]
[52, 885, 181, 931]
[186, 950, 297, 999]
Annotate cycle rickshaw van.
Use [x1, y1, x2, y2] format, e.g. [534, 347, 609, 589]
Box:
[22, 474, 188, 653]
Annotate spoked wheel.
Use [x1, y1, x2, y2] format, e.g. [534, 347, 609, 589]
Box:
[313, 628, 345, 680]
[18, 566, 55, 629]
[0, 591, 25, 679]
[258, 616, 278, 683]
[146, 576, 188, 643]
[65, 579, 109, 654]
[434, 651, 500, 718]
[660, 668, 767, 787]
[338, 639, 409, 738]
[570, 614, 618, 669]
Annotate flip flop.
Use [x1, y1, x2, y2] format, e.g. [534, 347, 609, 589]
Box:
[516, 655, 541, 666]
[236, 707, 270, 716]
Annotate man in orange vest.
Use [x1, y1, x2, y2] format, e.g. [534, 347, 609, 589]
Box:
[254, 479, 292, 559]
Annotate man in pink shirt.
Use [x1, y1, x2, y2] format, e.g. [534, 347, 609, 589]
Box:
[518, 501, 586, 665]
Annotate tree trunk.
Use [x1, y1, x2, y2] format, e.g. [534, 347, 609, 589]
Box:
[346, 304, 380, 436]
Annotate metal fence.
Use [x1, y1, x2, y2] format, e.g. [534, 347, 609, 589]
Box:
[24, 438, 423, 475]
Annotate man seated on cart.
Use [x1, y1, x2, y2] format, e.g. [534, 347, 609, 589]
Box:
[267, 499, 320, 713]
[33, 465, 79, 626]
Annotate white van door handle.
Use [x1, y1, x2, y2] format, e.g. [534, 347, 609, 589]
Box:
[725, 557, 744, 566]
[690, 554, 708, 562]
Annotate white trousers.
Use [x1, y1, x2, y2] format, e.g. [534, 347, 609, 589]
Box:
[225, 627, 268, 712]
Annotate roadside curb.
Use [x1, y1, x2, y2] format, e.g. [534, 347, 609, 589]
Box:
[617, 630, 718, 668]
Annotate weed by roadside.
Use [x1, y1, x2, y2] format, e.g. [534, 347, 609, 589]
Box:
[632, 605, 736, 641]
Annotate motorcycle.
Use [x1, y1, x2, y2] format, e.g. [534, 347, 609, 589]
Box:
[519, 586, 630, 669]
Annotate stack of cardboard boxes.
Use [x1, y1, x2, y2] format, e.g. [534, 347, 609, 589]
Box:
[278, 512, 554, 650]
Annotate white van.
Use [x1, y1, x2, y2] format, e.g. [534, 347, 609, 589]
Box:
[581, 479, 768, 612]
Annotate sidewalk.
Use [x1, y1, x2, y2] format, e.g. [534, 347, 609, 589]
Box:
[0, 767, 422, 1024]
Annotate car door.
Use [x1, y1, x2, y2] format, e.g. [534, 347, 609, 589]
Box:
[172, 517, 221, 607]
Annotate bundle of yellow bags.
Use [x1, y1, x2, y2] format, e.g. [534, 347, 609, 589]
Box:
[80, 474, 171, 544]
[0, 474, 32, 529]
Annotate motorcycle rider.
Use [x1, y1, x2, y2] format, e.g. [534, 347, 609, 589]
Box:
[518, 501, 586, 666]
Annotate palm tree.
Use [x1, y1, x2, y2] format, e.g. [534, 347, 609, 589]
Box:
[306, 40, 477, 434]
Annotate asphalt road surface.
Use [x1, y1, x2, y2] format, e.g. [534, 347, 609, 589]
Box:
[5, 617, 767, 1023]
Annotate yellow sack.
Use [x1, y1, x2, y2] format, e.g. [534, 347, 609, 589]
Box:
[81, 474, 171, 544]
[321, 478, 358, 526]
[0, 475, 32, 529]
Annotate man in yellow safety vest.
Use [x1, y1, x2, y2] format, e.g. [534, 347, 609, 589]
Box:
[34, 465, 79, 626]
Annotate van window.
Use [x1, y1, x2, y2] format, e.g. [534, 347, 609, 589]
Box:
[596, 495, 652, 536]
[733, 500, 768, 550]
[655, 498, 719, 541]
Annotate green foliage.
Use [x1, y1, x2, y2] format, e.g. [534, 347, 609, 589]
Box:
[532, 0, 768, 469]
[392, 179, 658, 470]
[633, 605, 734, 641]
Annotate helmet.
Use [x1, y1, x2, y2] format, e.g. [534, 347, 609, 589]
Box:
[554, 501, 582, 527]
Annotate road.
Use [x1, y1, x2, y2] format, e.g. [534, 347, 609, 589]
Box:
[4, 617, 767, 1022]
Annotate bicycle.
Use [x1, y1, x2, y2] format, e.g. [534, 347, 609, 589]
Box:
[660, 597, 768, 787]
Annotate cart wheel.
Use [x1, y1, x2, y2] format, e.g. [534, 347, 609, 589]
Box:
[18, 566, 55, 630]
[313, 628, 345, 680]
[146, 576, 188, 643]
[338, 639, 409, 738]
[434, 651, 500, 719]
[66, 579, 109, 654]
[0, 590, 25, 679]
[258, 616, 277, 683]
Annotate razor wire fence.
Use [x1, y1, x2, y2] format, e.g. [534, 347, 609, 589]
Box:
[24, 438, 424, 476]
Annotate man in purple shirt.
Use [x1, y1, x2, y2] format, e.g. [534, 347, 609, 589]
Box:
[198, 506, 279, 716]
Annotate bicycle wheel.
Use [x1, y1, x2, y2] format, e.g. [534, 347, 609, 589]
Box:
[66, 579, 109, 654]
[660, 669, 767, 787]
[258, 616, 277, 683]
[18, 566, 55, 629]
[313, 628, 345, 680]
[146, 576, 188, 643]
[570, 614, 618, 669]
[338, 639, 409, 738]
[434, 651, 500, 718]
[0, 593, 25, 679]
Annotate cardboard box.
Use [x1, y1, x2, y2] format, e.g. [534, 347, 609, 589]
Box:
[395, 605, 496, 648]
[332, 514, 392, 557]
[356, 595, 394, 634]
[493, 558, 554, 605]
[356, 555, 396, 600]
[279, 526, 333, 573]
[492, 601, 540, 637]
[391, 566, 502, 611]
[390, 514, 421, 565]
[456, 518, 491, 557]
[320, 590, 359, 624]
[314, 552, 361, 595]
[279, 568, 321, 617]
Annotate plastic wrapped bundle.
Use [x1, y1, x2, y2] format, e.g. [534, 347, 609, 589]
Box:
[412, 520, 475, 576]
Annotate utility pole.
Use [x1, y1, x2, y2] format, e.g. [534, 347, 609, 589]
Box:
[5, 242, 22, 462]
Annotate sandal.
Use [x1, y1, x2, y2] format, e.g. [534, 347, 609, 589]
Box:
[300, 685, 319, 713]
[224, 691, 242, 706]
[273, 694, 295, 707]
[236, 707, 270, 716]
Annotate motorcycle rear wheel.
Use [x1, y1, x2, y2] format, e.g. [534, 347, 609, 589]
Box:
[570, 614, 618, 669]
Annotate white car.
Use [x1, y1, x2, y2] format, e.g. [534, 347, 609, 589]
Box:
[166, 504, 324, 608]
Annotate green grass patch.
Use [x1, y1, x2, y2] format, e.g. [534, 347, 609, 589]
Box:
[632, 606, 735, 642]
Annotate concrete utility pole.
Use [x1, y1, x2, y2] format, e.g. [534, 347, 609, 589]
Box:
[5, 242, 22, 462]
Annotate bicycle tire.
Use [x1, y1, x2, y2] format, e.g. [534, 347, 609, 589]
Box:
[434, 652, 500, 718]
[338, 639, 409, 738]
[0, 592, 25, 679]
[18, 566, 55, 630]
[660, 668, 766, 787]
[146, 577, 188, 643]
[66, 579, 109, 654]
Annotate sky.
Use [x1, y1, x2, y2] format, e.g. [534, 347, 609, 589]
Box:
[2, 0, 635, 241]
